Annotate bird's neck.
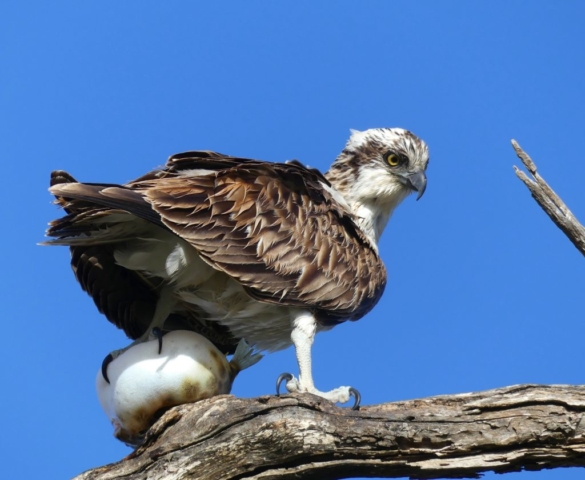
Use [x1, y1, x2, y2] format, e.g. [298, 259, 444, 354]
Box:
[351, 201, 392, 245]
[325, 162, 409, 246]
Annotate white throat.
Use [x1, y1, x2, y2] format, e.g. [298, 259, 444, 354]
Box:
[351, 190, 409, 245]
[339, 165, 411, 245]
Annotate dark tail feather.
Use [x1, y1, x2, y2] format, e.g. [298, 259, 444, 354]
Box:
[50, 170, 78, 187]
[50, 170, 79, 213]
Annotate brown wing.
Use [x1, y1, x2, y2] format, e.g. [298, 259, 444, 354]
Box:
[47, 151, 386, 325]
[139, 152, 387, 321]
[47, 169, 239, 352]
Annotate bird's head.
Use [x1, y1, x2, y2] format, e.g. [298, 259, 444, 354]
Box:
[325, 128, 429, 243]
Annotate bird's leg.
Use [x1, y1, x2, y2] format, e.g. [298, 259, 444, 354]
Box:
[276, 311, 360, 409]
[101, 287, 176, 383]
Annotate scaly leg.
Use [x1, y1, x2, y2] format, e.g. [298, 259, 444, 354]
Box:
[276, 310, 360, 409]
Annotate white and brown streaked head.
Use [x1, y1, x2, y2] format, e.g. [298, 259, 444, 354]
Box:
[325, 128, 429, 244]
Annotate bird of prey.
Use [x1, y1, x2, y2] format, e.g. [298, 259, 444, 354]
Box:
[44, 127, 429, 408]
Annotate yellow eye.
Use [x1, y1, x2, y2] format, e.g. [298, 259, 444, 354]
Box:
[386, 153, 399, 167]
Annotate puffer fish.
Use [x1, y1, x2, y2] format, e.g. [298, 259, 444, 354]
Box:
[96, 330, 262, 446]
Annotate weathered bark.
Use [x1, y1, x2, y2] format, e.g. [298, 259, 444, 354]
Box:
[513, 140, 585, 256]
[75, 385, 585, 480]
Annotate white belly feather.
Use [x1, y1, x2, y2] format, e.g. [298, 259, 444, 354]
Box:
[113, 228, 295, 352]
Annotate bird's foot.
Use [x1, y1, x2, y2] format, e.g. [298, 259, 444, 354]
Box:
[101, 327, 165, 383]
[276, 373, 361, 410]
[151, 327, 164, 354]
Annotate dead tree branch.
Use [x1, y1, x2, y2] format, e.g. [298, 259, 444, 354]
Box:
[75, 385, 585, 480]
[513, 140, 585, 255]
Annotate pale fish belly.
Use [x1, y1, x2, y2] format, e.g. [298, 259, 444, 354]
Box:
[97, 331, 234, 446]
[97, 331, 262, 446]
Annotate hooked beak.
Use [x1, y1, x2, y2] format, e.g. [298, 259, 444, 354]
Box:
[405, 171, 427, 200]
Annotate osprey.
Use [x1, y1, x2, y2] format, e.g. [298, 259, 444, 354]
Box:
[45, 128, 429, 408]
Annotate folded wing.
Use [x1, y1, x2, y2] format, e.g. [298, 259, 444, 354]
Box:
[46, 151, 387, 337]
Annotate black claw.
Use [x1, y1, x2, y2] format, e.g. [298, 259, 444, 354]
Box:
[152, 327, 163, 354]
[349, 387, 361, 410]
[101, 353, 114, 384]
[276, 372, 294, 396]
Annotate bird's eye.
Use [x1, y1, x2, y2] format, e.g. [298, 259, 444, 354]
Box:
[385, 152, 400, 167]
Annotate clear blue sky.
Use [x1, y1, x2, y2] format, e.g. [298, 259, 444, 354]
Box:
[2, 2, 585, 479]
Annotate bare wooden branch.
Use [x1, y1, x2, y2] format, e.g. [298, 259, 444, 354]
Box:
[74, 384, 585, 480]
[512, 140, 585, 255]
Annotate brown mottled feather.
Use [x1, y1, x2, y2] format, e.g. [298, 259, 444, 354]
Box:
[71, 245, 157, 339]
[47, 151, 386, 335]
[143, 153, 386, 320]
[48, 169, 240, 353]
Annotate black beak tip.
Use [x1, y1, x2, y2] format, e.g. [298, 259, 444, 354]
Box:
[408, 171, 427, 201]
